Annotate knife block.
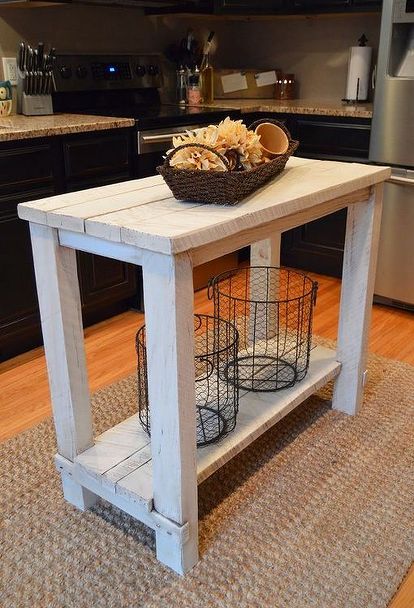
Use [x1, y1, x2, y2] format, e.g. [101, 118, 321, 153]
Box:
[17, 72, 53, 116]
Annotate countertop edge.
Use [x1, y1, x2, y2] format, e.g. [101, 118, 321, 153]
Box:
[0, 116, 135, 143]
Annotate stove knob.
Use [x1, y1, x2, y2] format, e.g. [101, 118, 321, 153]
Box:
[60, 65, 72, 79]
[76, 65, 88, 79]
[136, 65, 146, 77]
[147, 65, 159, 76]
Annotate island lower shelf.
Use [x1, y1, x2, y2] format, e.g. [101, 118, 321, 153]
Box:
[62, 345, 340, 519]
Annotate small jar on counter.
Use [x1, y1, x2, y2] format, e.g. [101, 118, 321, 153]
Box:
[275, 74, 296, 100]
[187, 67, 202, 106]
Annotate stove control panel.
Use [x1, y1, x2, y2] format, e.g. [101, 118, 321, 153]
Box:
[54, 54, 163, 92]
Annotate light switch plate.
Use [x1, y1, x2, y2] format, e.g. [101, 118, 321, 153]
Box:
[2, 57, 18, 85]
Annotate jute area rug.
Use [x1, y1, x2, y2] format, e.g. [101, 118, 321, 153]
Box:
[1, 345, 414, 608]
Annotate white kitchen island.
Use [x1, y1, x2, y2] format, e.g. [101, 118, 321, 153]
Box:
[18, 156, 390, 575]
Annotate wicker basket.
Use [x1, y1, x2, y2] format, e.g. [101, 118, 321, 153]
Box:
[157, 118, 299, 206]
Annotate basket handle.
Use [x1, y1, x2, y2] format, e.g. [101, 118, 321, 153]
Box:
[207, 277, 216, 300]
[248, 117, 292, 141]
[164, 142, 231, 172]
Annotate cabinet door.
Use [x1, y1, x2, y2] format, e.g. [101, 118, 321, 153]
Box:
[290, 0, 351, 11]
[0, 140, 57, 361]
[0, 187, 56, 361]
[215, 0, 285, 13]
[62, 130, 132, 185]
[281, 115, 371, 276]
[352, 0, 382, 9]
[77, 251, 137, 325]
[295, 118, 371, 161]
[281, 209, 347, 278]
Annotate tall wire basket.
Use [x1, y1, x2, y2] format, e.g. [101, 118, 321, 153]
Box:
[209, 266, 318, 392]
[136, 314, 239, 447]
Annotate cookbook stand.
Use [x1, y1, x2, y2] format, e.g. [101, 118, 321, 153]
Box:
[18, 157, 389, 575]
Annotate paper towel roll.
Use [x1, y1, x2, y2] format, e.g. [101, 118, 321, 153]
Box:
[345, 46, 372, 102]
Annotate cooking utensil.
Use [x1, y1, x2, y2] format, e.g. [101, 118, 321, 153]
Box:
[18, 42, 25, 71]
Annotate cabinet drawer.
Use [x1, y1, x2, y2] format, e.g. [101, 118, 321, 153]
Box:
[63, 131, 131, 181]
[215, 0, 285, 12]
[0, 142, 54, 194]
[295, 119, 371, 160]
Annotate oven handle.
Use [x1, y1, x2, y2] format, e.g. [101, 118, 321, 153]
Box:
[141, 132, 187, 144]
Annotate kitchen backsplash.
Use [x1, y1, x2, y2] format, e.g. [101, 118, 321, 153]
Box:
[0, 7, 381, 103]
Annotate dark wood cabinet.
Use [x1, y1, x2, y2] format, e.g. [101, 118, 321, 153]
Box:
[281, 114, 371, 277]
[0, 128, 137, 362]
[61, 130, 136, 327]
[214, 0, 285, 13]
[210, 0, 381, 13]
[0, 139, 58, 360]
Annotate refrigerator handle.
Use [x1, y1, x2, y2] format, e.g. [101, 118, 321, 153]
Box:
[371, 64, 376, 90]
[388, 175, 414, 187]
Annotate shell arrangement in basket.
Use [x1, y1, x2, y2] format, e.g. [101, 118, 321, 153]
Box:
[157, 117, 299, 205]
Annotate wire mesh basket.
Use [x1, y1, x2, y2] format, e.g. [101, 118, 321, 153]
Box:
[136, 314, 239, 447]
[209, 266, 318, 392]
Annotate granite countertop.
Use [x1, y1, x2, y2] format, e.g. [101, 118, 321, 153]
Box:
[205, 98, 373, 119]
[0, 99, 372, 143]
[0, 113, 135, 142]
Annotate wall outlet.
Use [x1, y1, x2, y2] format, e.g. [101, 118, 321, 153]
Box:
[2, 57, 18, 85]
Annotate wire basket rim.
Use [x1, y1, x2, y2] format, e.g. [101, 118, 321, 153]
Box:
[209, 266, 318, 305]
[135, 313, 240, 357]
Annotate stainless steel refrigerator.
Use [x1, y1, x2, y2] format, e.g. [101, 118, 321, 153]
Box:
[369, 0, 414, 310]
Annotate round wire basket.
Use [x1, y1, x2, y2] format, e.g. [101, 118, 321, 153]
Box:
[136, 314, 239, 447]
[209, 266, 318, 392]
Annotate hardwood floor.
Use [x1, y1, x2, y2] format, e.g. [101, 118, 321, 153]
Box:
[1, 271, 413, 606]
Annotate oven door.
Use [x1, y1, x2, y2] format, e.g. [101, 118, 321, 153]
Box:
[136, 124, 205, 177]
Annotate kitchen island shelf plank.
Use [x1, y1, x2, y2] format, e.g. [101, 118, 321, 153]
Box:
[71, 345, 340, 510]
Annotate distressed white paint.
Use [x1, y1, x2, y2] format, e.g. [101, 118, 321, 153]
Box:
[142, 251, 199, 574]
[332, 184, 384, 414]
[67, 345, 339, 502]
[19, 159, 390, 258]
[23, 158, 389, 576]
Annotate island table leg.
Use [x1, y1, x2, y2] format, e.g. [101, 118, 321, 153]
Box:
[142, 251, 198, 575]
[332, 184, 384, 415]
[29, 223, 97, 510]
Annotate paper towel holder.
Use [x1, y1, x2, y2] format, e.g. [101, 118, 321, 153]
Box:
[342, 34, 372, 104]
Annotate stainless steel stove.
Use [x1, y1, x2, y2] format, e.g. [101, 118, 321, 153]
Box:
[52, 53, 241, 176]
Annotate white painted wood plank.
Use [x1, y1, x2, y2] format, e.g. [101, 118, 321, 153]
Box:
[85, 198, 202, 242]
[20, 159, 390, 258]
[46, 183, 175, 232]
[70, 346, 339, 516]
[58, 229, 149, 266]
[74, 415, 149, 476]
[250, 235, 281, 342]
[197, 345, 340, 482]
[332, 184, 384, 415]
[29, 223, 97, 511]
[57, 455, 155, 523]
[18, 174, 164, 224]
[116, 460, 153, 505]
[29, 224, 94, 462]
[142, 250, 199, 574]
[106, 445, 152, 485]
[105, 161, 390, 254]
